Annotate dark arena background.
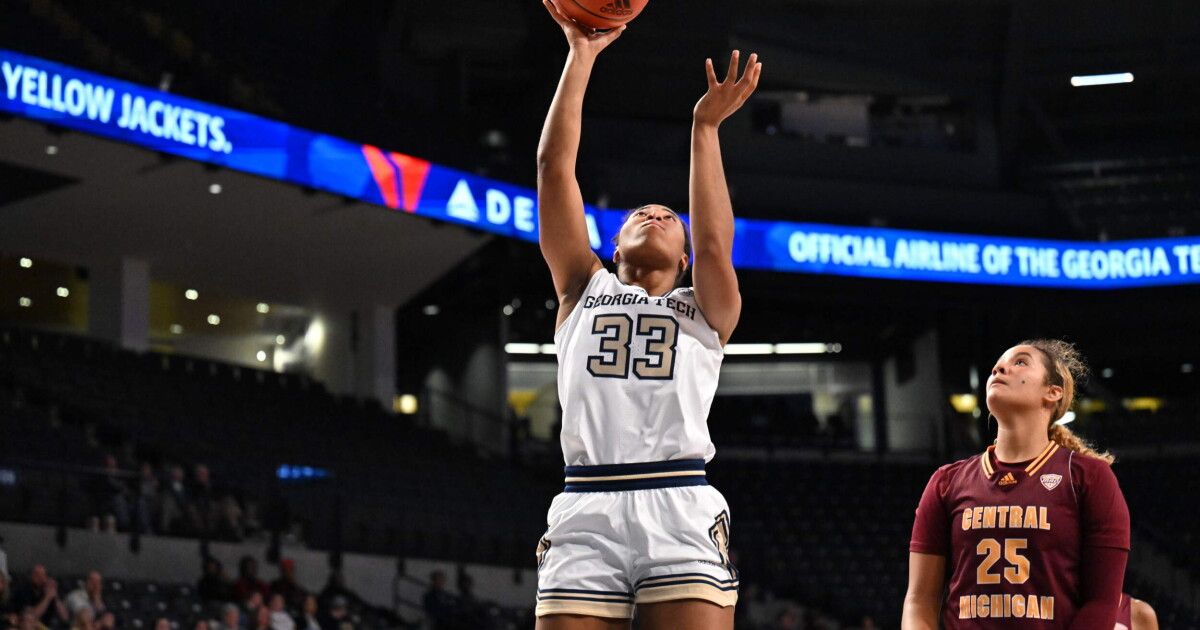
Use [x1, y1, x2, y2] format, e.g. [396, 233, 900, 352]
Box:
[2, 1, 1199, 628]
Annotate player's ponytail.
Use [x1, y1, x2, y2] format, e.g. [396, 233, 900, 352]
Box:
[1021, 338, 1115, 464]
[1048, 423, 1114, 464]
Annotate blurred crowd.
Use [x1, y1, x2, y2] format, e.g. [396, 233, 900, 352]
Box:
[418, 570, 527, 630]
[85, 453, 267, 543]
[196, 556, 366, 630]
[0, 556, 404, 630]
[733, 584, 880, 630]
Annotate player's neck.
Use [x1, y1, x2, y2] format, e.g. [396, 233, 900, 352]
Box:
[617, 264, 678, 297]
[993, 417, 1052, 463]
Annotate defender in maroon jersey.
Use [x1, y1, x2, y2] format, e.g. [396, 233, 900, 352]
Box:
[901, 340, 1131, 629]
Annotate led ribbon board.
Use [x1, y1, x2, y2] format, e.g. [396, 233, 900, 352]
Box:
[4, 49, 1200, 289]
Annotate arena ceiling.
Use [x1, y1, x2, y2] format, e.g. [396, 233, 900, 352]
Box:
[2, 0, 1198, 392]
[6, 0, 1197, 240]
[0, 116, 488, 310]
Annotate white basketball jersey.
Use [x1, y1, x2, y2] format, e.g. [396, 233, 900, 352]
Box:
[554, 269, 724, 466]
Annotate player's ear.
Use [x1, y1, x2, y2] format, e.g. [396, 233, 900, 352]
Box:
[613, 248, 621, 265]
[1044, 384, 1063, 403]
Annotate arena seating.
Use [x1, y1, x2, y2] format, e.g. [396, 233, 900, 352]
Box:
[707, 394, 857, 451]
[708, 459, 927, 625]
[4, 325, 1198, 627]
[0, 325, 556, 569]
[1116, 457, 1200, 570]
[0, 570, 420, 630]
[1086, 406, 1200, 448]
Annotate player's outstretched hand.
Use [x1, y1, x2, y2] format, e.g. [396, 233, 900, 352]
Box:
[694, 51, 762, 128]
[543, 0, 626, 60]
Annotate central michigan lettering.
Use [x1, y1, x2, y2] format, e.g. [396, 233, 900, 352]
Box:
[959, 594, 1055, 620]
[961, 505, 1052, 531]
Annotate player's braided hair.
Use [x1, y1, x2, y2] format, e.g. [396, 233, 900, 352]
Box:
[612, 204, 692, 285]
[1020, 338, 1115, 464]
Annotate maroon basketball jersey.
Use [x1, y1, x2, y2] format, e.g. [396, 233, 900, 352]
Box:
[1115, 593, 1132, 630]
[911, 441, 1131, 628]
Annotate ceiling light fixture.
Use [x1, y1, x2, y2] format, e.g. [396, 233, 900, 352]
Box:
[1070, 72, 1133, 87]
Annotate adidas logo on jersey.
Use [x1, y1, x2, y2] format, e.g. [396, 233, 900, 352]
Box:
[602, 0, 633, 16]
[998, 472, 1018, 487]
[1040, 473, 1063, 491]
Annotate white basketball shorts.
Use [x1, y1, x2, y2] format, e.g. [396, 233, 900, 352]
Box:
[534, 459, 739, 619]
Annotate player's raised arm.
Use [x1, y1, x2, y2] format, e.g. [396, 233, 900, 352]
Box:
[689, 51, 760, 345]
[537, 0, 621, 323]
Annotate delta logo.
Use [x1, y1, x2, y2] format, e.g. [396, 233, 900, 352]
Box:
[361, 145, 431, 213]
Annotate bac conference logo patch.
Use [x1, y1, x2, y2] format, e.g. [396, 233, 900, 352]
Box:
[1040, 473, 1063, 491]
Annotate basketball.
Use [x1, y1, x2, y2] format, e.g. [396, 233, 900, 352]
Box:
[552, 0, 649, 30]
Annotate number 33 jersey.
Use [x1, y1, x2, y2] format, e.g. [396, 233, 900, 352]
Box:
[554, 269, 724, 466]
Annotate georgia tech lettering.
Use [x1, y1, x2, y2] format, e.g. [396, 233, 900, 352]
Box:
[581, 294, 698, 320]
[959, 503, 1055, 620]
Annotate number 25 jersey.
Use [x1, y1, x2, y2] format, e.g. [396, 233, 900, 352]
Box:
[910, 442, 1131, 628]
[554, 269, 724, 466]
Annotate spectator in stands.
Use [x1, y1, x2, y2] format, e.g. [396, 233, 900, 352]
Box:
[198, 558, 231, 603]
[455, 572, 480, 627]
[193, 620, 210, 630]
[0, 537, 8, 597]
[92, 614, 112, 630]
[267, 560, 305, 610]
[420, 572, 455, 630]
[218, 603, 242, 630]
[294, 596, 319, 630]
[159, 465, 190, 534]
[316, 572, 355, 612]
[16, 608, 48, 630]
[134, 463, 160, 534]
[189, 466, 244, 542]
[90, 454, 131, 532]
[232, 558, 268, 603]
[190, 465, 218, 537]
[250, 605, 270, 630]
[854, 615, 878, 630]
[242, 593, 263, 624]
[153, 618, 170, 630]
[217, 494, 246, 542]
[317, 597, 352, 630]
[772, 607, 799, 630]
[64, 572, 107, 618]
[14, 566, 68, 628]
[0, 566, 13, 621]
[266, 595, 292, 630]
[68, 606, 93, 630]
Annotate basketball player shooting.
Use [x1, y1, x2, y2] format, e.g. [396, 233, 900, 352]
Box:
[533, 1, 761, 629]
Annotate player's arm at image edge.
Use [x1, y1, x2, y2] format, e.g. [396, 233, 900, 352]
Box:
[901, 551, 944, 630]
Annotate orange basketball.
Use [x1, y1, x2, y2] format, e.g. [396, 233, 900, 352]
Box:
[553, 0, 649, 30]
